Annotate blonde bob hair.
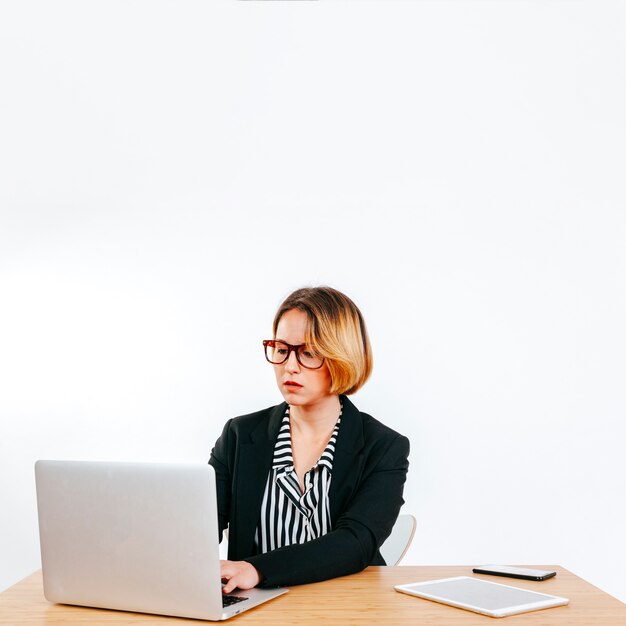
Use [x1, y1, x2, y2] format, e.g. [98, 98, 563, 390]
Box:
[272, 286, 373, 395]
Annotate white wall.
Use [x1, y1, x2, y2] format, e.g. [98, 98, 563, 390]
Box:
[1, 0, 625, 603]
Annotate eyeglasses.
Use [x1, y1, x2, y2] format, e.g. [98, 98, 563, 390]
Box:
[263, 340, 325, 369]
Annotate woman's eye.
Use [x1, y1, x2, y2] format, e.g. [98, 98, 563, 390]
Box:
[276, 348, 288, 355]
[302, 350, 315, 358]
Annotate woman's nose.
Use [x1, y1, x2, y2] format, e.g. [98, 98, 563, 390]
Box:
[285, 350, 300, 372]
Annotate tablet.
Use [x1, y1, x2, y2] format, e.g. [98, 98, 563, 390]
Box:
[394, 576, 569, 618]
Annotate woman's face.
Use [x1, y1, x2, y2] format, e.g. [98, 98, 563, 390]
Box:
[272, 309, 333, 407]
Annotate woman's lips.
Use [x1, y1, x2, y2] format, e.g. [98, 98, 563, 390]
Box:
[284, 381, 303, 388]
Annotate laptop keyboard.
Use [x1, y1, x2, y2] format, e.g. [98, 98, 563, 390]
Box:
[223, 594, 248, 608]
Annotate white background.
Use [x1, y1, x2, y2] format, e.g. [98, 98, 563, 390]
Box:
[1, 0, 625, 603]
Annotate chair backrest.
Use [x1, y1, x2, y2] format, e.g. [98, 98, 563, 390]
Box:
[379, 514, 416, 566]
[219, 528, 229, 560]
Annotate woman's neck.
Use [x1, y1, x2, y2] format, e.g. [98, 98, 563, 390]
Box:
[289, 394, 341, 438]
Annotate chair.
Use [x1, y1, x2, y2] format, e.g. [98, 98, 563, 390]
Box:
[219, 528, 229, 560]
[379, 514, 416, 566]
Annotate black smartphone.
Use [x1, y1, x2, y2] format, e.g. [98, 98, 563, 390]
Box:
[472, 565, 557, 581]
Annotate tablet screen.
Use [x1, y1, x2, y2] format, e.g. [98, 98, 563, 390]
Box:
[406, 577, 553, 610]
[396, 576, 569, 617]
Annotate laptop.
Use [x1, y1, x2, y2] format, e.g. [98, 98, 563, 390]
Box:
[34, 460, 287, 620]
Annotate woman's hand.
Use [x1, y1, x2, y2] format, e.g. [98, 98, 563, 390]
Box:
[220, 560, 262, 593]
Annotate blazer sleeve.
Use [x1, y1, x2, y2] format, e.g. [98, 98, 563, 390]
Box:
[244, 433, 410, 587]
[208, 418, 233, 540]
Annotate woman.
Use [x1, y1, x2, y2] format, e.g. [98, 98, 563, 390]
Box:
[209, 286, 410, 592]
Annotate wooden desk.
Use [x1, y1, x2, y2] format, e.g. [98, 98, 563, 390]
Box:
[1, 566, 625, 625]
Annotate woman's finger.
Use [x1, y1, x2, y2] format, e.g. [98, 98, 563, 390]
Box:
[223, 576, 237, 594]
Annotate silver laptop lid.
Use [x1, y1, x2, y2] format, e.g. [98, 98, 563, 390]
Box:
[35, 461, 227, 620]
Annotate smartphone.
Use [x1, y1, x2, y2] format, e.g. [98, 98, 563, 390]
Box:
[472, 565, 557, 581]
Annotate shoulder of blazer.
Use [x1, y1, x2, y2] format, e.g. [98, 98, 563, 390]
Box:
[225, 401, 287, 445]
[225, 395, 407, 454]
[340, 395, 408, 451]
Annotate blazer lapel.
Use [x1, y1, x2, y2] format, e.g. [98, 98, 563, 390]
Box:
[329, 395, 365, 526]
[232, 402, 286, 559]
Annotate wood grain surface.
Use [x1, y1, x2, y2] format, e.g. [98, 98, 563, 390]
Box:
[1, 566, 625, 625]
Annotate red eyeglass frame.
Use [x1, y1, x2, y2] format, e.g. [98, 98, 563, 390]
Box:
[262, 339, 325, 369]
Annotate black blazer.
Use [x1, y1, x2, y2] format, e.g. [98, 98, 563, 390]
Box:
[208, 394, 410, 587]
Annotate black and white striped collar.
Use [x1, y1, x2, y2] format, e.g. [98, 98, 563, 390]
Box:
[271, 403, 342, 473]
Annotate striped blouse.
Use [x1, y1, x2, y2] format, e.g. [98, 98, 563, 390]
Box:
[254, 404, 342, 554]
